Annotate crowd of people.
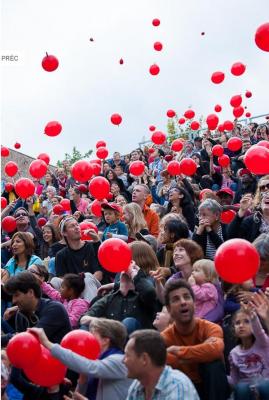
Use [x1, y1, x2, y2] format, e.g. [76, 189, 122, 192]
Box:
[1, 118, 269, 400]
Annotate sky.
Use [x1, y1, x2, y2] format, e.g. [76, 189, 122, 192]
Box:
[1, 0, 269, 165]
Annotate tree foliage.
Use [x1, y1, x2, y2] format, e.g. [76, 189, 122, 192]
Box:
[57, 147, 93, 167]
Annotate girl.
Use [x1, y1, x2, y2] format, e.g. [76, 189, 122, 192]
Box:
[40, 273, 89, 328]
[188, 259, 219, 319]
[101, 203, 128, 241]
[228, 303, 269, 399]
[166, 187, 196, 231]
[123, 202, 148, 242]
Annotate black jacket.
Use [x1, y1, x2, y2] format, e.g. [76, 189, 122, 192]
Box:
[227, 213, 262, 242]
[192, 224, 228, 258]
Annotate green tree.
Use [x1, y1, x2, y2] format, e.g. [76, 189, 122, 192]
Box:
[57, 146, 93, 167]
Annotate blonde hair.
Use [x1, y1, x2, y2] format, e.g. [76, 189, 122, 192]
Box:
[124, 203, 147, 237]
[254, 174, 269, 208]
[193, 259, 218, 284]
[129, 241, 159, 274]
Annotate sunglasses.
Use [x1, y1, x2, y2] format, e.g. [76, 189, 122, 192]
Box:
[15, 213, 28, 218]
[259, 183, 269, 192]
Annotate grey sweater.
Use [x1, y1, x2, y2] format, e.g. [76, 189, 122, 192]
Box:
[51, 344, 132, 400]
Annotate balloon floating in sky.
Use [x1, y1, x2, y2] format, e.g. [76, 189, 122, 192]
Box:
[223, 120, 234, 131]
[1, 147, 10, 157]
[206, 114, 219, 130]
[167, 109, 176, 118]
[89, 37, 94, 42]
[231, 62, 246, 76]
[211, 71, 225, 84]
[190, 121, 200, 131]
[255, 22, 269, 52]
[119, 58, 124, 64]
[171, 139, 184, 152]
[178, 118, 185, 125]
[167, 161, 181, 176]
[44, 121, 62, 137]
[244, 145, 269, 175]
[96, 140, 106, 148]
[179, 158, 197, 176]
[14, 142, 21, 149]
[29, 159, 48, 179]
[245, 112, 251, 118]
[184, 109, 195, 119]
[149, 64, 160, 75]
[214, 104, 222, 113]
[42, 53, 59, 72]
[15, 178, 35, 198]
[5, 161, 18, 177]
[71, 160, 94, 182]
[151, 131, 166, 145]
[37, 153, 50, 165]
[149, 125, 156, 132]
[201, 32, 205, 35]
[152, 18, 160, 26]
[233, 106, 244, 118]
[245, 90, 252, 98]
[154, 42, 163, 51]
[230, 95, 242, 108]
[111, 113, 122, 126]
[96, 147, 108, 160]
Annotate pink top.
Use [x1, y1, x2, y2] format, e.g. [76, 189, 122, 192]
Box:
[228, 315, 269, 385]
[41, 282, 89, 328]
[75, 198, 89, 214]
[35, 184, 44, 196]
[192, 283, 218, 318]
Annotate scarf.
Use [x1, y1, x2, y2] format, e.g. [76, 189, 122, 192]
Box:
[86, 347, 123, 400]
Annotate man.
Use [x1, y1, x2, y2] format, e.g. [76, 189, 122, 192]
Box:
[124, 329, 199, 400]
[55, 216, 103, 281]
[193, 137, 203, 153]
[132, 185, 159, 237]
[161, 279, 229, 400]
[216, 188, 234, 206]
[183, 141, 195, 158]
[114, 164, 128, 188]
[149, 148, 166, 185]
[109, 151, 126, 170]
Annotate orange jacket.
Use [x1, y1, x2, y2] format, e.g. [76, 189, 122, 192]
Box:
[161, 319, 224, 383]
[143, 205, 159, 238]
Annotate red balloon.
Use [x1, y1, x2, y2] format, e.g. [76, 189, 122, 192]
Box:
[211, 71, 225, 84]
[1, 146, 10, 157]
[206, 114, 219, 130]
[214, 104, 222, 113]
[89, 159, 102, 166]
[167, 109, 176, 118]
[218, 124, 224, 132]
[61, 330, 101, 359]
[24, 345, 66, 387]
[215, 239, 260, 283]
[154, 41, 163, 51]
[5, 182, 14, 192]
[96, 147, 109, 160]
[227, 137, 242, 152]
[60, 199, 71, 211]
[15, 178, 35, 199]
[29, 159, 48, 179]
[218, 154, 230, 167]
[257, 140, 269, 150]
[92, 163, 101, 176]
[148, 147, 155, 154]
[79, 221, 98, 240]
[245, 112, 251, 118]
[223, 120, 234, 131]
[37, 153, 50, 165]
[53, 204, 65, 215]
[151, 131, 166, 145]
[212, 145, 224, 157]
[5, 161, 18, 177]
[71, 160, 94, 182]
[179, 158, 197, 176]
[244, 146, 269, 175]
[233, 106, 244, 118]
[164, 155, 173, 162]
[1, 216, 17, 233]
[89, 176, 110, 200]
[77, 184, 88, 193]
[107, 192, 114, 200]
[98, 238, 132, 272]
[44, 121, 62, 137]
[96, 140, 106, 148]
[149, 64, 160, 75]
[7, 332, 41, 369]
[129, 161, 145, 176]
[42, 53, 59, 72]
[178, 118, 186, 125]
[230, 95, 242, 108]
[149, 125, 156, 132]
[167, 161, 181, 176]
[91, 199, 103, 217]
[255, 22, 269, 52]
[231, 62, 246, 76]
[199, 188, 213, 200]
[37, 217, 47, 227]
[14, 142, 21, 149]
[1, 197, 7, 209]
[190, 121, 200, 130]
[171, 139, 184, 152]
[152, 18, 160, 26]
[245, 90, 252, 98]
[184, 109, 195, 119]
[111, 113, 122, 125]
[220, 210, 236, 224]
[119, 58, 124, 65]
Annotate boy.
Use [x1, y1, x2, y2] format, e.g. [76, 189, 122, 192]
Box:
[101, 203, 128, 241]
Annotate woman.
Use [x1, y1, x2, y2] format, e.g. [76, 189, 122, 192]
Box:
[228, 192, 269, 242]
[115, 194, 128, 208]
[156, 170, 176, 205]
[28, 318, 132, 400]
[105, 170, 126, 193]
[191, 153, 210, 184]
[166, 187, 196, 231]
[253, 233, 269, 290]
[253, 174, 269, 208]
[2, 232, 42, 282]
[42, 171, 59, 193]
[123, 203, 149, 242]
[193, 198, 227, 259]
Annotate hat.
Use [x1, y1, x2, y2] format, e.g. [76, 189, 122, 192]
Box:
[135, 232, 158, 252]
[194, 136, 202, 142]
[238, 168, 252, 177]
[101, 202, 122, 213]
[216, 188, 234, 198]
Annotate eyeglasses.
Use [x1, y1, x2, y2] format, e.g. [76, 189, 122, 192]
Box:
[28, 269, 42, 277]
[15, 213, 28, 218]
[259, 183, 269, 192]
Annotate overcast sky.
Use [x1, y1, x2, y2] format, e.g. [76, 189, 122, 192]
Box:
[2, 0, 269, 164]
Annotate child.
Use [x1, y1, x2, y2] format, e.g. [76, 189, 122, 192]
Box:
[228, 303, 269, 399]
[223, 279, 257, 315]
[101, 203, 128, 241]
[188, 259, 218, 319]
[40, 273, 89, 328]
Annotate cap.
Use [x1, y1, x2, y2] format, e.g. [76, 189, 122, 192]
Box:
[216, 188, 234, 197]
[135, 232, 158, 252]
[239, 168, 252, 177]
[101, 202, 122, 213]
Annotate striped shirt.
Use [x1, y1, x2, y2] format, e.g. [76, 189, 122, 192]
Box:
[205, 225, 223, 260]
[126, 365, 200, 400]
